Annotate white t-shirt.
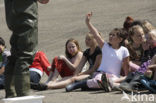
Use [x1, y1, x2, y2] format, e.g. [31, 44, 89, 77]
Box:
[97, 42, 129, 77]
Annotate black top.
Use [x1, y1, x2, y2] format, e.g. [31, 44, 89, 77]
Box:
[83, 46, 102, 69]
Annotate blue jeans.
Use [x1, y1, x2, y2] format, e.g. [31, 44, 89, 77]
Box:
[140, 76, 156, 93]
[150, 80, 156, 88]
[0, 74, 5, 89]
[30, 71, 41, 83]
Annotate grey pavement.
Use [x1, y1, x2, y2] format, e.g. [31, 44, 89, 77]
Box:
[0, 0, 156, 103]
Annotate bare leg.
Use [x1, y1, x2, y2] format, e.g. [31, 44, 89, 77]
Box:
[113, 76, 126, 83]
[47, 76, 73, 89]
[110, 76, 126, 87]
[47, 75, 90, 89]
[73, 74, 90, 81]
[46, 69, 59, 84]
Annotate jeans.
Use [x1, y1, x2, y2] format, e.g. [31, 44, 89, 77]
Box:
[0, 74, 5, 89]
[30, 71, 41, 83]
[140, 76, 156, 93]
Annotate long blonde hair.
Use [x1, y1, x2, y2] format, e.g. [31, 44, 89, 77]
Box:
[141, 20, 155, 34]
[147, 29, 156, 41]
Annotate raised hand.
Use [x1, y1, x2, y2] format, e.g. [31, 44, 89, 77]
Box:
[38, 0, 49, 4]
[85, 12, 92, 23]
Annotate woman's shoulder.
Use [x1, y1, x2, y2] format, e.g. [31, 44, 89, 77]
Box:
[102, 42, 109, 48]
[76, 51, 83, 57]
[96, 46, 101, 51]
[71, 51, 83, 62]
[95, 46, 102, 53]
[120, 46, 129, 51]
[83, 48, 90, 55]
[84, 48, 90, 53]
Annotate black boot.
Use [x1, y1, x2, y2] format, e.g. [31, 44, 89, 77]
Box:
[0, 85, 4, 89]
[31, 82, 47, 91]
[66, 80, 87, 92]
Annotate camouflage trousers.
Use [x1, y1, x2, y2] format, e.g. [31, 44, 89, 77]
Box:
[4, 0, 38, 98]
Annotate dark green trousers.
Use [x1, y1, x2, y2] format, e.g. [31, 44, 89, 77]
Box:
[4, 0, 38, 98]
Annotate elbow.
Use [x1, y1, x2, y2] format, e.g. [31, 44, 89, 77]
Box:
[71, 66, 77, 72]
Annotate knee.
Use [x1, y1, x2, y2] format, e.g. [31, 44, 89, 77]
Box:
[70, 77, 76, 83]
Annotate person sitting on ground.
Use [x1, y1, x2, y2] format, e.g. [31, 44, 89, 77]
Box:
[124, 20, 156, 72]
[122, 16, 134, 47]
[0, 37, 10, 89]
[29, 51, 51, 84]
[31, 38, 83, 90]
[123, 16, 134, 32]
[119, 29, 156, 93]
[31, 33, 102, 90]
[65, 12, 130, 92]
[126, 25, 146, 71]
[74, 32, 102, 78]
[140, 30, 156, 93]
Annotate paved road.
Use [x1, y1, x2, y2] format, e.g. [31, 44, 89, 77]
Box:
[0, 0, 156, 103]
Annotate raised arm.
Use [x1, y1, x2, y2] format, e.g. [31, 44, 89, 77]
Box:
[85, 12, 104, 48]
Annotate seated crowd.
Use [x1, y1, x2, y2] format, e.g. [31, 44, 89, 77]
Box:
[0, 12, 156, 94]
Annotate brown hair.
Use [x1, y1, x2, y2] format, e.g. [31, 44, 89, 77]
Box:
[65, 38, 81, 59]
[129, 25, 144, 40]
[111, 28, 128, 46]
[127, 25, 144, 60]
[123, 16, 134, 31]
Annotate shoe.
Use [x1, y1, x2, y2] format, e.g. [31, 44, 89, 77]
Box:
[30, 82, 47, 91]
[97, 73, 112, 92]
[112, 85, 123, 91]
[66, 84, 75, 92]
[119, 82, 133, 93]
[66, 80, 87, 92]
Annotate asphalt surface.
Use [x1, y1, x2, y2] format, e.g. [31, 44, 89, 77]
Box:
[0, 0, 156, 103]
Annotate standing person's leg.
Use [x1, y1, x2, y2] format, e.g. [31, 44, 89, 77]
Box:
[13, 0, 38, 97]
[5, 0, 38, 97]
[0, 75, 5, 89]
[4, 55, 16, 98]
[4, 0, 16, 97]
